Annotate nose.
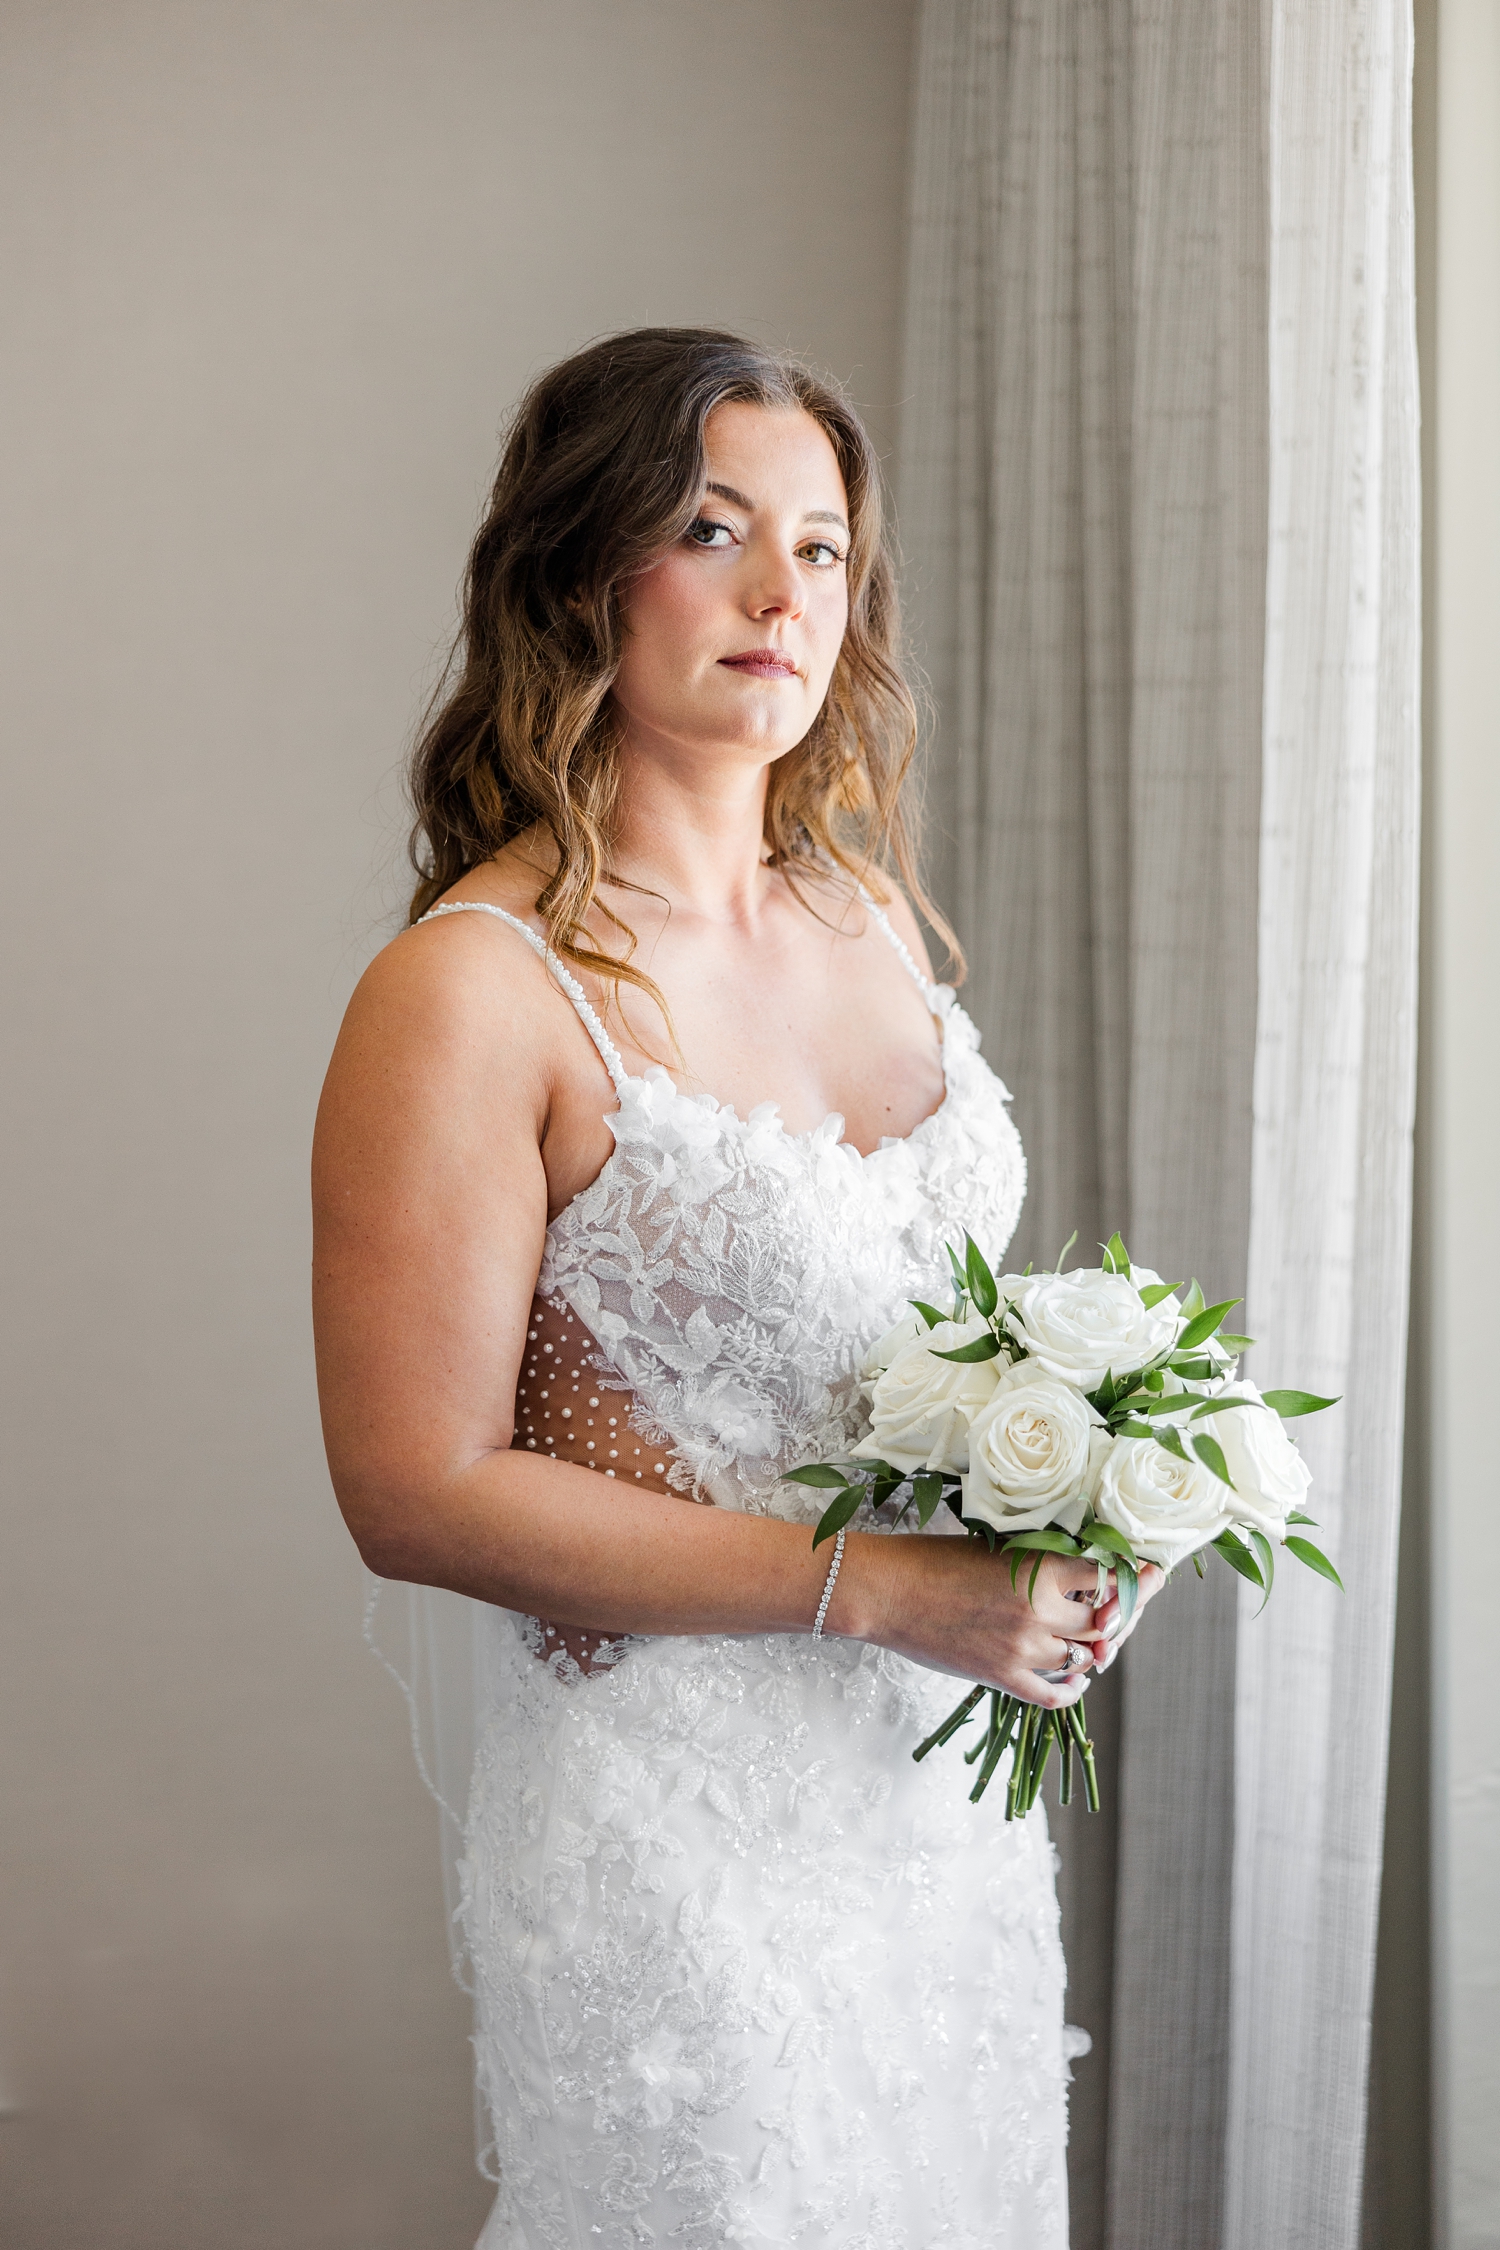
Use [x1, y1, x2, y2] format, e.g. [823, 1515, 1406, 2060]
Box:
[744, 542, 805, 621]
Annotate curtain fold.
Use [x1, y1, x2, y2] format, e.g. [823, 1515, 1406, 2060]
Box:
[900, 4, 1419, 2245]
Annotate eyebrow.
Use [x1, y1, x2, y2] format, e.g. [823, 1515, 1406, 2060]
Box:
[705, 480, 849, 534]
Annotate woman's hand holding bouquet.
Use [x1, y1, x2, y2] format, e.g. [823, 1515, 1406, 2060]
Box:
[787, 1233, 1339, 1819]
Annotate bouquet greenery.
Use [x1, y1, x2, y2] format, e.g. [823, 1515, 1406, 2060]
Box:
[786, 1232, 1340, 1821]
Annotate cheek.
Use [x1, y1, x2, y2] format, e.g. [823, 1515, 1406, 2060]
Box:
[618, 554, 720, 682]
[807, 580, 850, 676]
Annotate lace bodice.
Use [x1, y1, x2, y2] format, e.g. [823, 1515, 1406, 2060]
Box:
[420, 895, 1026, 1514]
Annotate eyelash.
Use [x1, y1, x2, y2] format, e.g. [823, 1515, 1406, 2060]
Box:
[685, 517, 846, 568]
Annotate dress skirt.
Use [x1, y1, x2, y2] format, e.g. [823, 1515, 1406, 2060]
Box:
[461, 1612, 1071, 2250]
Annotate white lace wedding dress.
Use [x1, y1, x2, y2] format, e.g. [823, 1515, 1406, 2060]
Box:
[421, 900, 1075, 2250]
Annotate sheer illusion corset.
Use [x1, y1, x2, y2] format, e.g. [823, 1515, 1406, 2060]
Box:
[509, 1290, 682, 1670]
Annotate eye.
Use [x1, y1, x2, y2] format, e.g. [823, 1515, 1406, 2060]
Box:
[798, 538, 846, 569]
[685, 516, 735, 550]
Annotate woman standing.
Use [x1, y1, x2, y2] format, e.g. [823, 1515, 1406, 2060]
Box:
[313, 329, 1158, 2248]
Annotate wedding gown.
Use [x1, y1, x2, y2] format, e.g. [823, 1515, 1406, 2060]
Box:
[420, 899, 1074, 2250]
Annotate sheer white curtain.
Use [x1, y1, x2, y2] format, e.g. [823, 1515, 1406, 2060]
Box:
[1227, 6, 1420, 2245]
[900, 5, 1419, 2246]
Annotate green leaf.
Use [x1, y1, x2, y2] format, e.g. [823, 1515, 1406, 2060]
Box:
[1021, 1260, 1034, 1276]
[1082, 1522, 1139, 1564]
[1285, 1535, 1345, 1590]
[998, 1528, 1088, 1558]
[1168, 1355, 1217, 1381]
[1248, 1527, 1276, 1610]
[1217, 1333, 1255, 1353]
[1177, 1297, 1242, 1351]
[1114, 1557, 1139, 1625]
[909, 1299, 947, 1330]
[930, 1331, 1002, 1363]
[1212, 1528, 1265, 1589]
[945, 1240, 969, 1295]
[1189, 1394, 1262, 1420]
[965, 1234, 999, 1319]
[1287, 1509, 1319, 1526]
[786, 1462, 857, 1488]
[1093, 1365, 1119, 1413]
[812, 1485, 865, 1548]
[1137, 1392, 1200, 1418]
[1181, 1279, 1206, 1321]
[1154, 1425, 1191, 1463]
[1191, 1432, 1236, 1489]
[1261, 1389, 1341, 1419]
[1055, 1228, 1079, 1271]
[1114, 1417, 1157, 1440]
[912, 1473, 943, 1528]
[1137, 1282, 1179, 1310]
[1103, 1232, 1131, 1278]
[1191, 1550, 1207, 1578]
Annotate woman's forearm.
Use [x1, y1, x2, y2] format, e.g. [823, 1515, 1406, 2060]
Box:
[347, 1447, 882, 1642]
[339, 1444, 1133, 1702]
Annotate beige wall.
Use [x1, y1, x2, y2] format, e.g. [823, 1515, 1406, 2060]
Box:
[1426, 3, 1500, 2243]
[0, 6, 917, 2243]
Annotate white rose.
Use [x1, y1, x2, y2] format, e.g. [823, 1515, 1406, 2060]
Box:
[961, 1366, 1110, 1538]
[861, 1310, 929, 1381]
[1209, 1380, 1312, 1537]
[1003, 1267, 1181, 1390]
[1091, 1433, 1232, 1569]
[851, 1317, 1002, 1475]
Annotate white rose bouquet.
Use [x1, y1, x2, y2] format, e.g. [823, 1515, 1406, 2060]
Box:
[786, 1232, 1340, 1820]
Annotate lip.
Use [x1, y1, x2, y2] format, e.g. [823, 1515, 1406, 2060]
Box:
[718, 649, 799, 679]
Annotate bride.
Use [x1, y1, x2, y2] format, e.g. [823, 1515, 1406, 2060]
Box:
[313, 327, 1160, 2249]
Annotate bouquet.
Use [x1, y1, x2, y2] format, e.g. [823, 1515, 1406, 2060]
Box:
[786, 1232, 1340, 1821]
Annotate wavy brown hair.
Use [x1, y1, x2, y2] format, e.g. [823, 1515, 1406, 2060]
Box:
[407, 326, 961, 1010]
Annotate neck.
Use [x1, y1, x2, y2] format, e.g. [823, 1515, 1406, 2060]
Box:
[605, 736, 775, 924]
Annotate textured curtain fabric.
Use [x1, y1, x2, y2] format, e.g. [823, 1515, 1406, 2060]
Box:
[899, 5, 1419, 2248]
[1226, 7, 1421, 2246]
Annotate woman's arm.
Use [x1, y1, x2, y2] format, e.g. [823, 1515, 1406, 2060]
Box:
[312, 917, 1152, 1702]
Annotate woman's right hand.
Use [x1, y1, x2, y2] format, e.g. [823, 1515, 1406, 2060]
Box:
[838, 1530, 1164, 1707]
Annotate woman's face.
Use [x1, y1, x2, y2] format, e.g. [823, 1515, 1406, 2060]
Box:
[612, 400, 851, 777]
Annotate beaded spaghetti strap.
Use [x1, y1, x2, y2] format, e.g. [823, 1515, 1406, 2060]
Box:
[858, 888, 939, 1004]
[417, 900, 629, 1097]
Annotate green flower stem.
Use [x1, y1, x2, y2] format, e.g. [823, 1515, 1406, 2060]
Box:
[1059, 1721, 1074, 1806]
[1024, 1711, 1055, 1812]
[964, 1689, 1000, 1766]
[912, 1682, 986, 1762]
[1003, 1702, 1035, 1817]
[970, 1693, 1017, 1803]
[1065, 1699, 1100, 1813]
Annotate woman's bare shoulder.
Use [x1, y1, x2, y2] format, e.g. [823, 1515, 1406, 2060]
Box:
[320, 879, 570, 1162]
